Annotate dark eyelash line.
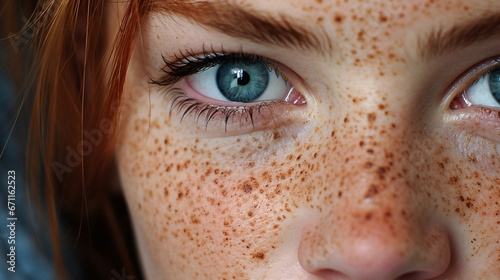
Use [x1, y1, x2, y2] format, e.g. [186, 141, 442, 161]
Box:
[150, 45, 278, 87]
[165, 88, 279, 132]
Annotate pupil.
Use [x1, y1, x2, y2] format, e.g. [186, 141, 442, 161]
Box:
[237, 70, 250, 85]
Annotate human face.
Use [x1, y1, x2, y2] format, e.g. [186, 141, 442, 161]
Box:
[113, 0, 500, 279]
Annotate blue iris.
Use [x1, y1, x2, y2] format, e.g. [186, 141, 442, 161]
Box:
[216, 60, 270, 102]
[490, 68, 500, 103]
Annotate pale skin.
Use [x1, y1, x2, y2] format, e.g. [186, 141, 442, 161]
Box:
[110, 0, 500, 279]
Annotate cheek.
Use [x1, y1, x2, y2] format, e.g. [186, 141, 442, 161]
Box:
[115, 95, 320, 277]
[116, 91, 500, 278]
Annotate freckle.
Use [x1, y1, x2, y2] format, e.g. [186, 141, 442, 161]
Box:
[273, 130, 283, 141]
[252, 252, 265, 260]
[365, 162, 373, 168]
[364, 184, 379, 199]
[243, 184, 253, 193]
[344, 117, 349, 123]
[247, 211, 254, 217]
[449, 176, 458, 183]
[365, 213, 373, 220]
[177, 192, 183, 199]
[164, 188, 169, 197]
[333, 13, 344, 23]
[367, 149, 374, 154]
[367, 53, 375, 59]
[331, 130, 336, 137]
[367, 112, 377, 122]
[338, 191, 342, 198]
[357, 30, 365, 42]
[379, 13, 388, 23]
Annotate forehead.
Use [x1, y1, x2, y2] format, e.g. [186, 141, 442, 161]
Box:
[239, 0, 494, 47]
[242, 0, 479, 23]
[154, 0, 500, 61]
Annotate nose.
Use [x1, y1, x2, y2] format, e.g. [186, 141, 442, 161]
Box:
[298, 220, 451, 280]
[297, 120, 451, 280]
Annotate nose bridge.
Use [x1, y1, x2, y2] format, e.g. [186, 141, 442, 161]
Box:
[296, 97, 452, 279]
[332, 101, 416, 208]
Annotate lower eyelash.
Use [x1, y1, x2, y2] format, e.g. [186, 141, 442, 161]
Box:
[165, 88, 279, 131]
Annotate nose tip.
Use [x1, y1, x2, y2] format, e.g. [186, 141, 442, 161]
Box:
[299, 226, 451, 280]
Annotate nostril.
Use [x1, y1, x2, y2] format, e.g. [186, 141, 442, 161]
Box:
[395, 271, 430, 280]
[315, 269, 349, 280]
[313, 269, 439, 280]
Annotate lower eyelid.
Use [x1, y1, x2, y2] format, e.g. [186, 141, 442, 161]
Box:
[163, 88, 302, 135]
[447, 106, 500, 142]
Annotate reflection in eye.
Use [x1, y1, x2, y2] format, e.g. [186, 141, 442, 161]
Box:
[187, 57, 293, 103]
[463, 67, 500, 107]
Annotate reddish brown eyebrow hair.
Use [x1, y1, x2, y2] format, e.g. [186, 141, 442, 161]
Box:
[419, 12, 500, 59]
[147, 0, 333, 54]
[148, 1, 500, 60]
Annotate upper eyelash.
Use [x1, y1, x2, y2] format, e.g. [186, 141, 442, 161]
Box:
[150, 46, 279, 86]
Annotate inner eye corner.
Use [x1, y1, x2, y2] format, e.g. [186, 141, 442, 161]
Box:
[446, 58, 500, 111]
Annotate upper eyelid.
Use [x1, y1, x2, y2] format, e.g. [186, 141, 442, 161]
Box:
[151, 48, 283, 87]
[443, 57, 500, 107]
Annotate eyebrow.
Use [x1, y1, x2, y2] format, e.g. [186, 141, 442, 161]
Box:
[149, 1, 500, 61]
[419, 13, 500, 60]
[148, 0, 333, 55]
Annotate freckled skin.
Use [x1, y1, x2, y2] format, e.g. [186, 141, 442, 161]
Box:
[113, 0, 500, 279]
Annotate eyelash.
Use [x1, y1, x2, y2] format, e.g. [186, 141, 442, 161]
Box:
[150, 47, 287, 131]
[166, 88, 281, 132]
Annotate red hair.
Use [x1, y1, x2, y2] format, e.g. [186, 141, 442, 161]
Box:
[3, 0, 153, 278]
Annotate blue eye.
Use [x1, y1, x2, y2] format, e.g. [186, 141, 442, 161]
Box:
[216, 60, 269, 102]
[186, 56, 292, 104]
[464, 67, 500, 107]
[489, 69, 500, 102]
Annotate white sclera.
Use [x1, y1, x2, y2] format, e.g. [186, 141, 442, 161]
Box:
[465, 73, 500, 107]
